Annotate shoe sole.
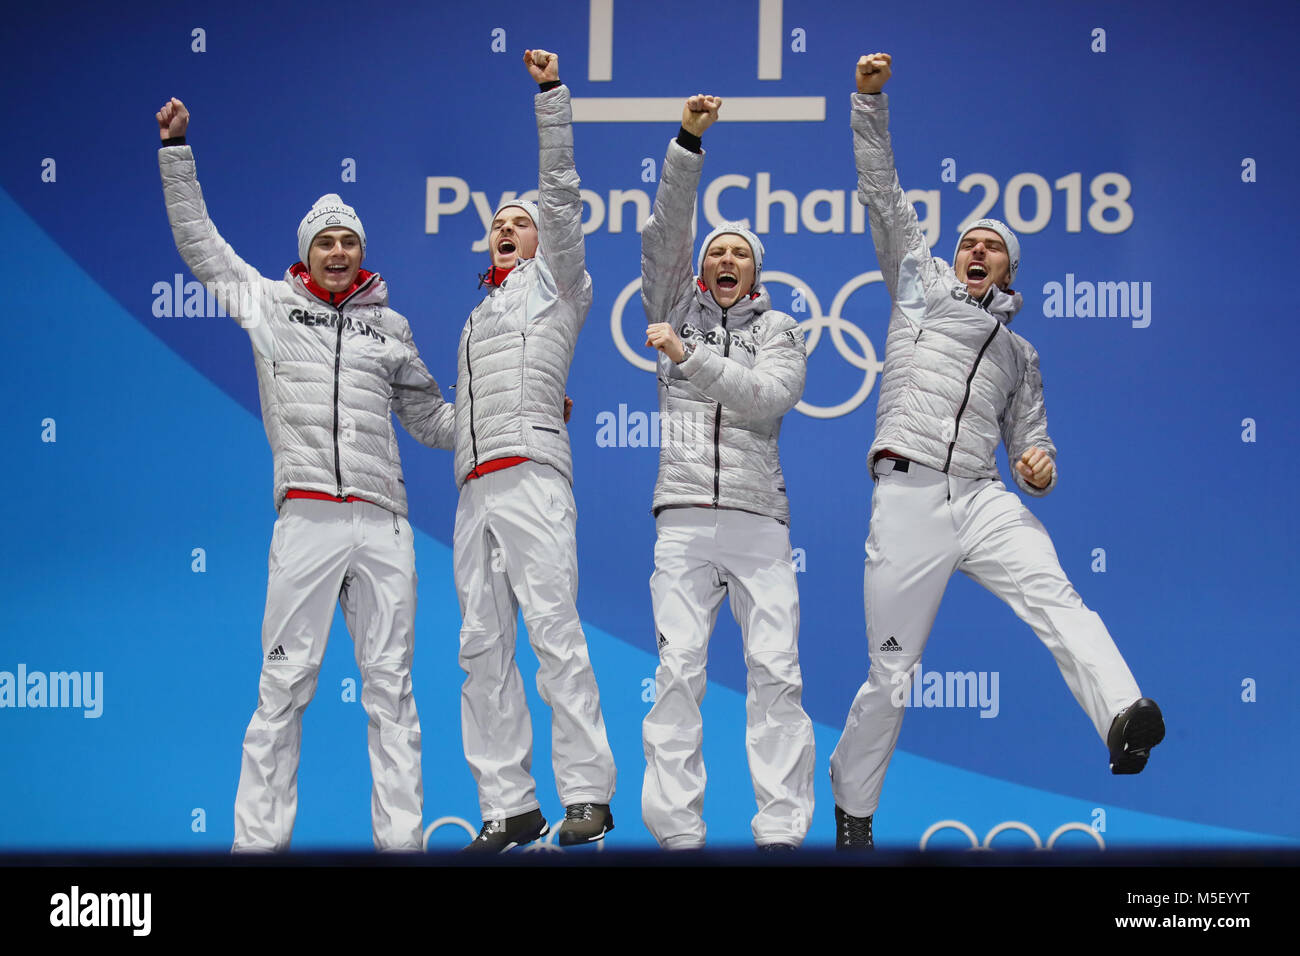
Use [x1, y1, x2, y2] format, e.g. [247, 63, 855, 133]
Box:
[1110, 703, 1166, 775]
[508, 823, 550, 851]
[482, 823, 549, 854]
[557, 820, 615, 847]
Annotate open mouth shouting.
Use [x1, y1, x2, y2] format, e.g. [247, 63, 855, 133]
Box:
[966, 262, 988, 282]
[489, 209, 538, 268]
[701, 234, 755, 307]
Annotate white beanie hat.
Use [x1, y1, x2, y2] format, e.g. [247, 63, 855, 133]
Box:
[298, 194, 366, 266]
[493, 199, 540, 230]
[697, 221, 765, 287]
[954, 218, 1020, 285]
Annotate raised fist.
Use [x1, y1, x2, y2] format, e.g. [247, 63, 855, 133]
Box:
[156, 97, 189, 141]
[682, 94, 722, 137]
[856, 53, 892, 94]
[524, 49, 560, 84]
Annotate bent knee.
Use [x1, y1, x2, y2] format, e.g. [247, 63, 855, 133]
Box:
[256, 664, 320, 717]
[745, 649, 803, 687]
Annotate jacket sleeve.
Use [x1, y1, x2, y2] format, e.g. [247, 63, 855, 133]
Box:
[392, 359, 455, 451]
[1001, 341, 1058, 497]
[158, 145, 276, 338]
[851, 92, 943, 325]
[535, 85, 589, 301]
[677, 314, 807, 421]
[640, 140, 702, 330]
[390, 321, 455, 451]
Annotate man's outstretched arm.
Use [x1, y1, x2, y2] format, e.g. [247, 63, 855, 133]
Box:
[156, 97, 274, 336]
[527, 50, 588, 301]
[640, 95, 720, 331]
[851, 54, 942, 317]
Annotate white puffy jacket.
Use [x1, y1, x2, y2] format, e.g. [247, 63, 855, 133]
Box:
[641, 140, 807, 524]
[159, 145, 454, 516]
[448, 85, 591, 488]
[852, 92, 1057, 495]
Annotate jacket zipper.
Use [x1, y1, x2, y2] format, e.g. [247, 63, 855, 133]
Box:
[331, 294, 345, 496]
[325, 275, 376, 498]
[712, 310, 730, 506]
[942, 322, 1001, 473]
[466, 312, 480, 470]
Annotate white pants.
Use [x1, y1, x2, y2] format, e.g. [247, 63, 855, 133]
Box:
[829, 459, 1143, 818]
[234, 498, 424, 851]
[454, 461, 616, 819]
[642, 508, 816, 848]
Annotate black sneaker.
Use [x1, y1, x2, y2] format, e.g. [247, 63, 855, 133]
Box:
[462, 808, 549, 853]
[835, 805, 874, 850]
[757, 842, 798, 853]
[1108, 697, 1165, 774]
[557, 803, 614, 845]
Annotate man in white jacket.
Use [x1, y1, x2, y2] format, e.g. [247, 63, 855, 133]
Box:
[156, 98, 453, 852]
[640, 95, 815, 851]
[447, 51, 617, 853]
[829, 54, 1164, 850]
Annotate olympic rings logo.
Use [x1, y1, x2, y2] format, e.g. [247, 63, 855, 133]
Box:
[919, 820, 1106, 851]
[609, 270, 887, 419]
[423, 816, 477, 849]
[422, 815, 607, 854]
[424, 815, 1102, 851]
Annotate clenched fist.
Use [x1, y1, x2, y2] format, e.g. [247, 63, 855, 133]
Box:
[156, 97, 189, 141]
[682, 94, 722, 137]
[646, 323, 687, 364]
[856, 53, 892, 94]
[1016, 448, 1055, 489]
[524, 48, 560, 84]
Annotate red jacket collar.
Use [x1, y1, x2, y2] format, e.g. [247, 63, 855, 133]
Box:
[290, 262, 376, 304]
[479, 264, 514, 289]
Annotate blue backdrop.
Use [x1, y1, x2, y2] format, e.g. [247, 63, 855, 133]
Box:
[1, 0, 1296, 852]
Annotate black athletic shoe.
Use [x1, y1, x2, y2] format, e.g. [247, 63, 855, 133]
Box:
[1108, 697, 1165, 775]
[557, 803, 614, 845]
[757, 842, 798, 853]
[462, 808, 549, 853]
[835, 805, 874, 850]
